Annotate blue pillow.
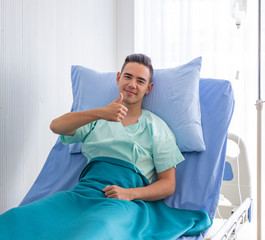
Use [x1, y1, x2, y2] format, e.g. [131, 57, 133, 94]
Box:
[68, 57, 205, 153]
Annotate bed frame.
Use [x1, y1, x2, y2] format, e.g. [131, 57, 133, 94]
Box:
[205, 133, 252, 240]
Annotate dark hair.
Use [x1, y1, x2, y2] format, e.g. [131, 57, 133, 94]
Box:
[121, 53, 153, 82]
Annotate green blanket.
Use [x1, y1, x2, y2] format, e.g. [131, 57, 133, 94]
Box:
[0, 157, 212, 240]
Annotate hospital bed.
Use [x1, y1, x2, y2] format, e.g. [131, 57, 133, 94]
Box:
[19, 77, 252, 239]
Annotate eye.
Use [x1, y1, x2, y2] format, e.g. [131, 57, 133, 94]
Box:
[138, 80, 145, 84]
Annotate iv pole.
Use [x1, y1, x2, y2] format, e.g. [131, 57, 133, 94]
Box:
[232, 1, 262, 238]
[256, 0, 264, 239]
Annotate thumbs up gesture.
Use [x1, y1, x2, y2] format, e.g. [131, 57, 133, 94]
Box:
[100, 93, 128, 122]
[114, 93, 124, 104]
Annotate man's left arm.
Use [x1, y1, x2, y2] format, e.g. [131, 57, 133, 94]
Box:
[102, 167, 176, 201]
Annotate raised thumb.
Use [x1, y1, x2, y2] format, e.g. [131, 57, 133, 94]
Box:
[114, 93, 123, 103]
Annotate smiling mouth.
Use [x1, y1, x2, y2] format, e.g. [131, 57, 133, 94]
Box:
[125, 90, 136, 96]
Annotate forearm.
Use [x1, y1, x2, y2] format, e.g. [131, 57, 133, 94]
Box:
[50, 108, 102, 135]
[50, 93, 128, 136]
[130, 178, 175, 201]
[103, 167, 176, 201]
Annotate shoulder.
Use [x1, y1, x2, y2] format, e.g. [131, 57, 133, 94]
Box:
[141, 109, 174, 137]
[142, 109, 169, 128]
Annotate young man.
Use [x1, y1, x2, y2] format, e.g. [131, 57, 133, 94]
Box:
[50, 53, 184, 201]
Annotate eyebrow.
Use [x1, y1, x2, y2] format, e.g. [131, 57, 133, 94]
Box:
[123, 73, 147, 83]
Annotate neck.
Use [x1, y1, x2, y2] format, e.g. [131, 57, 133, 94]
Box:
[121, 101, 142, 126]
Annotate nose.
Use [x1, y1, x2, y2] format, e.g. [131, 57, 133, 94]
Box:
[128, 78, 137, 89]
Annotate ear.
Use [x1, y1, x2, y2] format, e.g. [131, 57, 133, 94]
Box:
[116, 72, 121, 85]
[146, 82, 153, 94]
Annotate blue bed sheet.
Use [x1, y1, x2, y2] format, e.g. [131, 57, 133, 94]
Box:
[1, 157, 211, 240]
[19, 78, 234, 240]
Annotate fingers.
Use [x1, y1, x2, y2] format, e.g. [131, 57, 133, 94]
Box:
[102, 104, 127, 122]
[102, 93, 128, 122]
[107, 105, 127, 122]
[102, 185, 131, 201]
[102, 185, 119, 198]
[117, 107, 127, 121]
[109, 96, 128, 121]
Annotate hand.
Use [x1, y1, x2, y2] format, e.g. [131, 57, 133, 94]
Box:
[102, 185, 133, 201]
[100, 93, 128, 122]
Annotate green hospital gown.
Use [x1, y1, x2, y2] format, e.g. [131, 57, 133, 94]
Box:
[61, 109, 184, 183]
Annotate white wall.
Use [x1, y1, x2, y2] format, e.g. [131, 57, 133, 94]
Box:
[0, 0, 119, 214]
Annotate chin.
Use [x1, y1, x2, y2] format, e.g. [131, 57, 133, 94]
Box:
[124, 99, 143, 106]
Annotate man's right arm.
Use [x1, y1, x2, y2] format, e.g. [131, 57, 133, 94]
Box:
[50, 93, 127, 136]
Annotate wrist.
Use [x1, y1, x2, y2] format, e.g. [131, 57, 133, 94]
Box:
[129, 188, 137, 201]
[89, 108, 103, 120]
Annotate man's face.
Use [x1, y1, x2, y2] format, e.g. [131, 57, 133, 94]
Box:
[117, 62, 153, 106]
